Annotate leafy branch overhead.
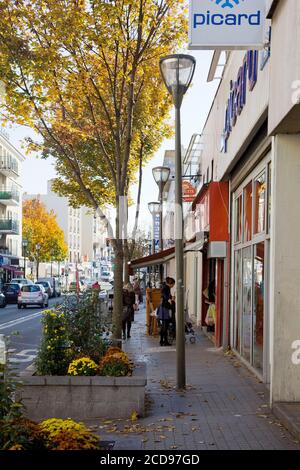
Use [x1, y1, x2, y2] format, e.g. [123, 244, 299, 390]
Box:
[0, 0, 186, 209]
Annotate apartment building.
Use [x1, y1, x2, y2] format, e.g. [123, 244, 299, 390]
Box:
[24, 179, 111, 277]
[0, 129, 24, 285]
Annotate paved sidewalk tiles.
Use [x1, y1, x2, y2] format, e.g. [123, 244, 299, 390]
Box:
[86, 307, 300, 450]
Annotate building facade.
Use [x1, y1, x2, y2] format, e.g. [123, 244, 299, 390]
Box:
[0, 130, 24, 285]
[181, 0, 300, 406]
[24, 179, 111, 279]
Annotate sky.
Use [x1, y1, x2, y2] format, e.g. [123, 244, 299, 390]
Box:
[6, 49, 220, 233]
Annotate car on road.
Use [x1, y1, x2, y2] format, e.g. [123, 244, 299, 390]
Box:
[37, 277, 61, 297]
[18, 284, 49, 309]
[68, 281, 80, 293]
[11, 278, 33, 286]
[3, 283, 21, 304]
[100, 271, 114, 283]
[0, 292, 6, 308]
[35, 280, 53, 298]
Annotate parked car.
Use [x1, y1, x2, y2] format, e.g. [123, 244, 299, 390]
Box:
[37, 277, 61, 297]
[11, 278, 33, 286]
[68, 281, 79, 293]
[0, 292, 7, 308]
[18, 284, 49, 309]
[35, 280, 53, 298]
[3, 283, 21, 303]
[100, 271, 114, 283]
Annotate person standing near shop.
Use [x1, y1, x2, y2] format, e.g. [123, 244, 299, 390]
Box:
[122, 283, 136, 340]
[158, 277, 175, 346]
[133, 280, 141, 310]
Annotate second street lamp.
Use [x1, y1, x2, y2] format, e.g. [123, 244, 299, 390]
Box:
[152, 166, 170, 284]
[160, 54, 196, 390]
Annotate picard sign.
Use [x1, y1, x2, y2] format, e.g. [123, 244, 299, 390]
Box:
[189, 0, 266, 50]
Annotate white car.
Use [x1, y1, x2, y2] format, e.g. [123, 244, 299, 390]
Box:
[100, 271, 114, 283]
[18, 284, 49, 309]
[11, 278, 34, 286]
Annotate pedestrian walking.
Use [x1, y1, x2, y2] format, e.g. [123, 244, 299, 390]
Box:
[122, 283, 136, 340]
[133, 280, 141, 310]
[157, 277, 175, 346]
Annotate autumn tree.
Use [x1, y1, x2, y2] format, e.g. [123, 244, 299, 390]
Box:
[23, 199, 68, 279]
[0, 0, 187, 340]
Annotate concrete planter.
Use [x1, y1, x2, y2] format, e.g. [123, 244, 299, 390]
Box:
[18, 362, 146, 421]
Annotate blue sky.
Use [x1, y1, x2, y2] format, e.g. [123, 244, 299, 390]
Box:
[7, 50, 219, 232]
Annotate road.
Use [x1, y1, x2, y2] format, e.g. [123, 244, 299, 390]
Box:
[0, 297, 65, 372]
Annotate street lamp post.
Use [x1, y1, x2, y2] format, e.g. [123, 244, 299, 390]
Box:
[160, 54, 196, 390]
[152, 166, 170, 284]
[35, 243, 41, 280]
[148, 201, 161, 288]
[22, 240, 28, 278]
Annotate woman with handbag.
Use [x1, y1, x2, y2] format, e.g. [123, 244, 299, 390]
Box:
[157, 277, 175, 346]
[122, 283, 136, 340]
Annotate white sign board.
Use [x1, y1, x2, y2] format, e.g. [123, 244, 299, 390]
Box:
[189, 0, 267, 50]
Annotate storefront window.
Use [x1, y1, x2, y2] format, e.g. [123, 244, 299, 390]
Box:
[254, 173, 266, 234]
[242, 247, 252, 362]
[244, 181, 252, 242]
[235, 196, 242, 243]
[234, 250, 242, 351]
[253, 242, 265, 371]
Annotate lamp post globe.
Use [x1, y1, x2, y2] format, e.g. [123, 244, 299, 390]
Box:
[148, 201, 161, 216]
[159, 54, 196, 108]
[152, 166, 170, 284]
[160, 53, 196, 391]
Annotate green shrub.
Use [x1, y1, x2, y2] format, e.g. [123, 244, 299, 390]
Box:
[35, 309, 73, 376]
[63, 290, 107, 362]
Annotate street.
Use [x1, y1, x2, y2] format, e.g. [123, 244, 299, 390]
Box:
[0, 297, 64, 372]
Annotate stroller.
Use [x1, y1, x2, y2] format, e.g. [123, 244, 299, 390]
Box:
[185, 320, 196, 344]
[184, 301, 196, 344]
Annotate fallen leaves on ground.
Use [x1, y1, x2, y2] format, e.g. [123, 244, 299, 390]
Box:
[131, 411, 139, 422]
[160, 380, 174, 390]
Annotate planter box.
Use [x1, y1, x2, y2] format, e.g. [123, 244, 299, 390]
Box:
[18, 362, 146, 421]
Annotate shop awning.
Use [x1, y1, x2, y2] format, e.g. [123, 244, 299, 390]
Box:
[1, 264, 24, 275]
[129, 238, 208, 271]
[130, 247, 175, 270]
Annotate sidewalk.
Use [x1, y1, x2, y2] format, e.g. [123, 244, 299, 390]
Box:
[89, 307, 300, 450]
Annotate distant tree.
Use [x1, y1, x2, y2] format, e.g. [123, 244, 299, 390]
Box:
[22, 199, 68, 279]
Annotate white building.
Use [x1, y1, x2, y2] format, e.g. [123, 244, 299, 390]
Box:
[0, 129, 24, 284]
[24, 179, 111, 278]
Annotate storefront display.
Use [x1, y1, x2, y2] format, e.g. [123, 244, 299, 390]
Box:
[232, 153, 271, 376]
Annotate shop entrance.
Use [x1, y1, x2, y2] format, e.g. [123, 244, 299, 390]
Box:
[232, 154, 271, 380]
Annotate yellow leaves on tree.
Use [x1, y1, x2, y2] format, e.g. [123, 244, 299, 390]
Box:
[22, 199, 68, 263]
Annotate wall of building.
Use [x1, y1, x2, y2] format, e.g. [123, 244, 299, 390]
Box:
[270, 134, 300, 402]
[268, 0, 300, 135]
[198, 50, 270, 184]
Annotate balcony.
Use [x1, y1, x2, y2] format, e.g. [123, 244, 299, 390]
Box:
[0, 219, 19, 234]
[0, 157, 19, 177]
[0, 189, 20, 206]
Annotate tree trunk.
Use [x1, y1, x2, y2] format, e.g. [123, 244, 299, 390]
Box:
[111, 195, 124, 345]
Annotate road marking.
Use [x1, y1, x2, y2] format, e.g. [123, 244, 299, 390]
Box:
[10, 349, 37, 363]
[0, 312, 43, 330]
